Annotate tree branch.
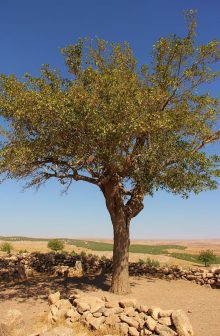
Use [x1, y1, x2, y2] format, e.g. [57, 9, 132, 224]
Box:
[192, 130, 220, 154]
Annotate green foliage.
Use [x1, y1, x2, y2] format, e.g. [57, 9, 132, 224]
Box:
[70, 240, 186, 254]
[0, 242, 13, 254]
[0, 11, 219, 206]
[170, 252, 200, 263]
[71, 249, 78, 256]
[138, 259, 145, 265]
[100, 255, 107, 261]
[18, 249, 28, 253]
[198, 249, 217, 266]
[47, 239, 64, 252]
[138, 258, 160, 267]
[146, 258, 160, 267]
[80, 251, 87, 258]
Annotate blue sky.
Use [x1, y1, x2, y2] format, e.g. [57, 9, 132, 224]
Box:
[0, 0, 219, 239]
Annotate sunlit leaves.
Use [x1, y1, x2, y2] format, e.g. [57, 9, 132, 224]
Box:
[0, 12, 219, 199]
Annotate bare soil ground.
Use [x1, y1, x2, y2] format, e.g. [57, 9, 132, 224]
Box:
[0, 273, 219, 336]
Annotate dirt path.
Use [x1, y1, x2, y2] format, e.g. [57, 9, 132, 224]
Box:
[0, 274, 219, 336]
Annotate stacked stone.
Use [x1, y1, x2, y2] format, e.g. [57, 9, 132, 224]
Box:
[0, 253, 33, 281]
[48, 291, 194, 336]
[0, 253, 220, 287]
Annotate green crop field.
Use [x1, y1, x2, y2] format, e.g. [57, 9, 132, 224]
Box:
[69, 239, 186, 254]
[1, 236, 219, 265]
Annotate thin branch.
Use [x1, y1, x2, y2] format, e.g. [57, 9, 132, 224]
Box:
[192, 130, 220, 154]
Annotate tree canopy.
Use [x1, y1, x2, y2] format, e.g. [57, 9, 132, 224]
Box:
[1, 11, 220, 294]
[1, 13, 219, 214]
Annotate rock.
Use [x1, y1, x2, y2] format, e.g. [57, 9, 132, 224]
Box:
[171, 310, 194, 336]
[148, 307, 161, 320]
[119, 322, 129, 335]
[65, 309, 76, 318]
[48, 292, 60, 305]
[68, 311, 81, 322]
[145, 316, 157, 331]
[105, 314, 120, 325]
[119, 298, 137, 308]
[105, 300, 119, 308]
[158, 317, 172, 326]
[93, 312, 103, 317]
[129, 326, 139, 336]
[40, 326, 73, 336]
[138, 305, 149, 314]
[74, 299, 90, 313]
[120, 314, 139, 329]
[159, 310, 173, 318]
[143, 330, 152, 335]
[124, 307, 136, 317]
[89, 316, 106, 330]
[1, 309, 25, 336]
[155, 324, 177, 336]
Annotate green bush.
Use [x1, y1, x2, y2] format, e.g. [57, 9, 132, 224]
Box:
[146, 258, 160, 267]
[71, 250, 78, 256]
[19, 249, 28, 253]
[198, 249, 217, 267]
[0, 242, 13, 254]
[138, 259, 145, 265]
[47, 239, 64, 252]
[80, 251, 87, 258]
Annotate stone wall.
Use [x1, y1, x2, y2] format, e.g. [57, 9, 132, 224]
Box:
[48, 291, 194, 336]
[0, 252, 220, 287]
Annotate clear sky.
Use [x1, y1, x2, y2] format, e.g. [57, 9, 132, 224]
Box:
[0, 0, 219, 239]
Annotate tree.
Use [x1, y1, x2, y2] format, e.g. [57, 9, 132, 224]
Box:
[0, 242, 13, 254]
[198, 249, 217, 266]
[47, 239, 65, 252]
[0, 12, 220, 294]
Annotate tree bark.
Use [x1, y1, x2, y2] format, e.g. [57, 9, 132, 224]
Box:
[101, 180, 131, 294]
[111, 213, 131, 294]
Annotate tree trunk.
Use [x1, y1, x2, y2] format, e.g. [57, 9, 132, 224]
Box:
[101, 180, 131, 294]
[111, 213, 131, 294]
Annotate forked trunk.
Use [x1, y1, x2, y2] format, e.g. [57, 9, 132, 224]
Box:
[111, 214, 131, 294]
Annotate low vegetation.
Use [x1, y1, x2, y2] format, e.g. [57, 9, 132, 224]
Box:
[0, 242, 13, 254]
[47, 239, 65, 252]
[198, 249, 217, 266]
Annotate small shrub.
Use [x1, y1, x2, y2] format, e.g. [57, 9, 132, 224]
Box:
[198, 249, 217, 267]
[146, 257, 160, 267]
[100, 255, 107, 261]
[0, 242, 13, 254]
[138, 259, 145, 265]
[80, 251, 87, 258]
[19, 249, 28, 253]
[71, 250, 78, 256]
[47, 239, 64, 252]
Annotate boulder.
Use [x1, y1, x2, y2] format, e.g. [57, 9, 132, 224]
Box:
[145, 316, 157, 331]
[120, 314, 139, 329]
[89, 316, 106, 330]
[48, 292, 60, 305]
[129, 326, 139, 336]
[171, 310, 194, 336]
[155, 324, 177, 336]
[119, 298, 137, 308]
[148, 307, 161, 320]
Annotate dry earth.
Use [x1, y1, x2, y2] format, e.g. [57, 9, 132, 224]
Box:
[0, 272, 220, 336]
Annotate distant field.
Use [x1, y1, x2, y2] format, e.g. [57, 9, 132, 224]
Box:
[1, 236, 220, 265]
[69, 239, 186, 254]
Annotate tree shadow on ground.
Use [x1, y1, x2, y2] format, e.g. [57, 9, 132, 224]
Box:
[0, 272, 111, 302]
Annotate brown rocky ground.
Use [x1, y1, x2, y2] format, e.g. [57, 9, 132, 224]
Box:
[0, 273, 219, 336]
